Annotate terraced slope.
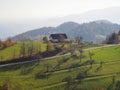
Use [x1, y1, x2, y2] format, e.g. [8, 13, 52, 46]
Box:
[0, 45, 120, 90]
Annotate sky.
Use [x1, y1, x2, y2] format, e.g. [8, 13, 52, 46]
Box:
[1, 0, 120, 21]
[0, 0, 120, 40]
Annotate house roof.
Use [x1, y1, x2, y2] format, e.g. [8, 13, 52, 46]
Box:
[50, 34, 68, 39]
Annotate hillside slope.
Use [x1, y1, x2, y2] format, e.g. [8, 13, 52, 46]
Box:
[0, 45, 120, 90]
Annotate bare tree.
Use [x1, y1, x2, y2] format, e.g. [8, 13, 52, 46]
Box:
[4, 38, 14, 48]
[63, 75, 74, 90]
[112, 76, 116, 84]
[88, 51, 94, 60]
[29, 43, 34, 57]
[0, 78, 10, 90]
[12, 49, 16, 59]
[115, 81, 120, 90]
[76, 71, 86, 81]
[100, 61, 104, 68]
[20, 42, 26, 58]
[79, 47, 84, 62]
[47, 41, 55, 52]
[0, 39, 4, 50]
[75, 36, 83, 45]
[88, 51, 95, 68]
[45, 63, 52, 72]
[43, 36, 48, 43]
[89, 60, 95, 68]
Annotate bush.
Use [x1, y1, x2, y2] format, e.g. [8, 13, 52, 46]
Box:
[0, 38, 16, 50]
[72, 87, 87, 90]
[76, 71, 87, 80]
[70, 63, 80, 68]
[21, 67, 33, 75]
[62, 76, 74, 84]
[115, 81, 120, 90]
[35, 72, 50, 79]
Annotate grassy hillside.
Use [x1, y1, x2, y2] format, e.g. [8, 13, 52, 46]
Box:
[0, 45, 120, 90]
[0, 42, 46, 61]
[0, 42, 101, 61]
[85, 45, 120, 62]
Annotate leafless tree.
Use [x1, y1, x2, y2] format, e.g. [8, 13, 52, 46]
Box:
[45, 63, 52, 72]
[12, 49, 16, 59]
[20, 42, 26, 58]
[75, 36, 83, 45]
[47, 41, 55, 52]
[88, 51, 94, 60]
[79, 47, 84, 62]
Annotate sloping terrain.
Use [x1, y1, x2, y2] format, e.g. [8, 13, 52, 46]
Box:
[0, 42, 46, 61]
[0, 45, 120, 90]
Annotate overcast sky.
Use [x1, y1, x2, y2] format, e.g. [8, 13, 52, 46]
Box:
[1, 0, 120, 21]
[0, 0, 120, 40]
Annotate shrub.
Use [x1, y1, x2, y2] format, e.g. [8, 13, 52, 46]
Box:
[70, 63, 80, 68]
[35, 72, 50, 79]
[115, 81, 120, 90]
[62, 76, 74, 84]
[73, 87, 87, 90]
[76, 71, 87, 80]
[21, 67, 33, 75]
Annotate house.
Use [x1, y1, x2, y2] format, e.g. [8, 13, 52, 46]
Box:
[49, 33, 69, 43]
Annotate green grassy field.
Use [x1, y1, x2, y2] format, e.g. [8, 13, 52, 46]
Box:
[0, 42, 101, 61]
[85, 45, 120, 62]
[0, 45, 120, 90]
[0, 42, 46, 61]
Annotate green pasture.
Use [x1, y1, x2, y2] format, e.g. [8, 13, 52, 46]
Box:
[0, 42, 46, 61]
[0, 45, 120, 90]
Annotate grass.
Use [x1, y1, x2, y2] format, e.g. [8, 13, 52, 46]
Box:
[0, 44, 120, 90]
[0, 42, 102, 61]
[83, 42, 103, 48]
[0, 42, 46, 61]
[85, 45, 120, 62]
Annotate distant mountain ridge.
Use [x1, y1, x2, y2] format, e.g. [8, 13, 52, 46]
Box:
[1, 7, 120, 40]
[12, 20, 120, 43]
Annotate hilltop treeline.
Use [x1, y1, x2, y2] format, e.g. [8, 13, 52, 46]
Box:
[0, 38, 16, 50]
[104, 31, 120, 44]
[12, 20, 120, 43]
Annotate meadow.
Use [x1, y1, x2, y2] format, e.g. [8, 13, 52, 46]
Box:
[0, 42, 46, 61]
[0, 45, 120, 90]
